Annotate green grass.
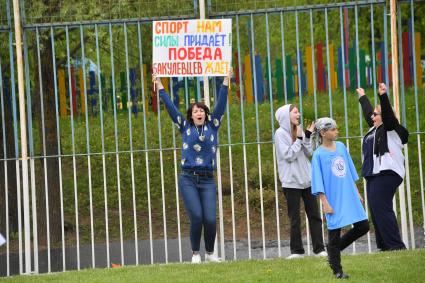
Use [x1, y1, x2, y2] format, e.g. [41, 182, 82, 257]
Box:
[24, 87, 425, 244]
[2, 249, 425, 282]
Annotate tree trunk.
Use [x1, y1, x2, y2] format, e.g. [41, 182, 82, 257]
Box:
[0, 78, 19, 235]
[33, 33, 62, 244]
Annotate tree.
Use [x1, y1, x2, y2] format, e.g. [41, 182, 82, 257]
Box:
[2, 0, 194, 245]
[0, 57, 20, 235]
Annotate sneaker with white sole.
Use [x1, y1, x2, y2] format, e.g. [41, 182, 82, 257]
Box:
[191, 253, 201, 264]
[286, 253, 304, 259]
[205, 253, 222, 263]
[316, 251, 328, 257]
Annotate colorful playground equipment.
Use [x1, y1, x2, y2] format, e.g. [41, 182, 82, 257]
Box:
[47, 24, 421, 118]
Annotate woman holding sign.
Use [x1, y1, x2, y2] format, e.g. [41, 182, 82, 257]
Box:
[153, 70, 231, 263]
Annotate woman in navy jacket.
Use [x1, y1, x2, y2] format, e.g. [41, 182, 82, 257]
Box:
[153, 72, 230, 263]
[357, 83, 408, 251]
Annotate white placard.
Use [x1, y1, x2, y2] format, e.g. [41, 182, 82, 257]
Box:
[153, 19, 232, 77]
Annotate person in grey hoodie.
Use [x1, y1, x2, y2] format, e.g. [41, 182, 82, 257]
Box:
[275, 104, 326, 259]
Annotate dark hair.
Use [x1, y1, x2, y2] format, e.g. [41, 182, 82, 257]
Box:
[186, 102, 210, 125]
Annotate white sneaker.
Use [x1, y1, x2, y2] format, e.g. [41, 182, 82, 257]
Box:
[316, 251, 328, 257]
[205, 253, 222, 263]
[191, 253, 201, 264]
[286, 253, 304, 259]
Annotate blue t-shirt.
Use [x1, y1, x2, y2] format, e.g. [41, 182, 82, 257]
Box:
[311, 141, 367, 230]
[159, 86, 228, 171]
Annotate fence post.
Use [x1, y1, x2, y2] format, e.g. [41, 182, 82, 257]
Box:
[12, 0, 31, 274]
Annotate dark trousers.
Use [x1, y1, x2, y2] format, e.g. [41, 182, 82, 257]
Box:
[328, 220, 369, 274]
[179, 172, 216, 253]
[283, 187, 325, 254]
[366, 172, 406, 251]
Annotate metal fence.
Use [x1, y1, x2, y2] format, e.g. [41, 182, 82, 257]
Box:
[0, 0, 424, 277]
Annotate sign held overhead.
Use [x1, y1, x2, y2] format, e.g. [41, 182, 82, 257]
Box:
[153, 19, 232, 77]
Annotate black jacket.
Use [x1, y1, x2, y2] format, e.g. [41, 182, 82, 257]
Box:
[359, 93, 409, 158]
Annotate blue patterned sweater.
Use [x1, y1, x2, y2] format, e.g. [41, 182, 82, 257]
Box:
[159, 86, 228, 171]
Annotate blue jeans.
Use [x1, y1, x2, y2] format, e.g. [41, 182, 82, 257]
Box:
[178, 172, 216, 253]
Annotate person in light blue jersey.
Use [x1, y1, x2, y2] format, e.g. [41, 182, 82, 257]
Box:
[311, 117, 369, 279]
[153, 70, 231, 264]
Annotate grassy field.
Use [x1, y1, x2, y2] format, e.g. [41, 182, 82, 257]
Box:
[2, 249, 425, 282]
[21, 87, 425, 245]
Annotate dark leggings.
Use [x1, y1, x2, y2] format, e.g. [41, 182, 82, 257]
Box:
[366, 172, 406, 251]
[327, 220, 369, 274]
[283, 187, 325, 254]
